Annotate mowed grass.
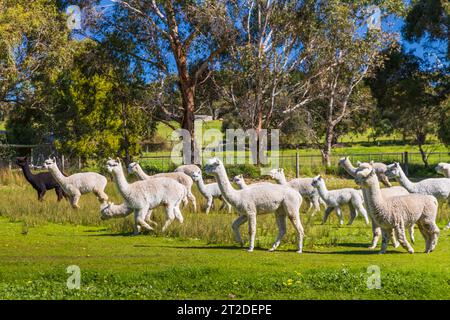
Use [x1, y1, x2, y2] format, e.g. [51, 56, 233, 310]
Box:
[0, 171, 450, 299]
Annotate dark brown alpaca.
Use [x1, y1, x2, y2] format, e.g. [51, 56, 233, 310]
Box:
[16, 157, 66, 201]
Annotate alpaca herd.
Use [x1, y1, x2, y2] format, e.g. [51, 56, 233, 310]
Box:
[14, 156, 450, 254]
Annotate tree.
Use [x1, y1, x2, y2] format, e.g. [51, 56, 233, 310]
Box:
[80, 0, 238, 163]
[48, 40, 154, 164]
[370, 49, 445, 166]
[290, 0, 402, 166]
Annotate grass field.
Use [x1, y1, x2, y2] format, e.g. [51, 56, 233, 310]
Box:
[1, 171, 450, 299]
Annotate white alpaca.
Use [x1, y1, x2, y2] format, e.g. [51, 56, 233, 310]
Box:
[269, 168, 325, 215]
[191, 170, 232, 214]
[387, 162, 450, 230]
[43, 158, 108, 208]
[233, 175, 272, 189]
[354, 160, 392, 187]
[128, 162, 197, 212]
[339, 156, 412, 248]
[174, 164, 201, 176]
[205, 158, 304, 253]
[311, 175, 369, 225]
[355, 167, 439, 254]
[435, 163, 450, 178]
[105, 159, 185, 233]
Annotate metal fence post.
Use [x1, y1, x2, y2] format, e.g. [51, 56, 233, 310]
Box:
[404, 151, 409, 176]
[61, 155, 65, 172]
[296, 149, 299, 178]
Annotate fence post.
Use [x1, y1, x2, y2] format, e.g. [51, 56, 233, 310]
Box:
[78, 157, 81, 170]
[404, 151, 409, 176]
[295, 149, 299, 178]
[8, 160, 12, 171]
[61, 155, 65, 172]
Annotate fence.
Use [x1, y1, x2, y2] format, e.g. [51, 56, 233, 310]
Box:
[2, 143, 450, 177]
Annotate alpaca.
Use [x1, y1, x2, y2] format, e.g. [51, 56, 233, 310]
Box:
[387, 162, 450, 231]
[16, 156, 66, 201]
[386, 162, 450, 204]
[338, 156, 392, 187]
[128, 162, 197, 212]
[205, 158, 304, 253]
[105, 159, 186, 233]
[355, 167, 439, 254]
[311, 175, 369, 225]
[174, 164, 201, 176]
[339, 156, 412, 248]
[100, 202, 158, 229]
[435, 163, 450, 178]
[43, 158, 108, 208]
[269, 168, 325, 215]
[233, 175, 272, 189]
[191, 170, 232, 214]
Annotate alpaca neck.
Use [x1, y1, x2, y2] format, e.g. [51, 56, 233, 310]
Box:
[135, 165, 150, 180]
[213, 165, 240, 205]
[362, 177, 386, 216]
[341, 159, 357, 177]
[396, 167, 416, 192]
[316, 182, 330, 202]
[195, 177, 209, 196]
[112, 168, 131, 198]
[48, 165, 67, 185]
[19, 164, 36, 184]
[275, 174, 288, 185]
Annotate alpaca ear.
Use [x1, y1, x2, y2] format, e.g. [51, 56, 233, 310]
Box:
[52, 157, 56, 163]
[370, 160, 374, 165]
[280, 168, 284, 173]
[356, 161, 361, 166]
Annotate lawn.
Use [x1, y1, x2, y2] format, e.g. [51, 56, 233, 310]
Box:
[0, 173, 450, 300]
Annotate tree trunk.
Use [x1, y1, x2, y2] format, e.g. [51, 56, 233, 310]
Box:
[321, 125, 334, 167]
[416, 132, 428, 167]
[180, 84, 197, 164]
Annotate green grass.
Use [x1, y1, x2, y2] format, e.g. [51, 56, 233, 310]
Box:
[0, 171, 450, 299]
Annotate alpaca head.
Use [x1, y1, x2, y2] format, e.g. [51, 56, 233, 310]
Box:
[269, 168, 284, 180]
[106, 158, 121, 173]
[100, 201, 114, 220]
[43, 157, 57, 169]
[15, 156, 28, 167]
[127, 162, 139, 175]
[233, 174, 244, 185]
[338, 156, 349, 167]
[311, 175, 325, 189]
[355, 168, 377, 187]
[204, 158, 222, 175]
[190, 170, 202, 182]
[385, 162, 401, 178]
[435, 163, 448, 175]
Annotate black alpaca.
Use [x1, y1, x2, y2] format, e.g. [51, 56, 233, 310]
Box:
[16, 157, 66, 201]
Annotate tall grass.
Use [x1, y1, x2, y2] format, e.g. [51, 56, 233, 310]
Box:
[1, 169, 449, 249]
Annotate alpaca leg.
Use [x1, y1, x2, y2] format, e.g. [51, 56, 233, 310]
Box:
[145, 210, 158, 227]
[302, 198, 312, 214]
[409, 225, 415, 244]
[136, 208, 154, 233]
[335, 207, 344, 225]
[269, 211, 286, 252]
[205, 196, 213, 214]
[379, 228, 392, 254]
[391, 230, 400, 248]
[347, 204, 357, 226]
[187, 190, 197, 213]
[37, 189, 46, 202]
[247, 213, 257, 252]
[322, 207, 334, 224]
[133, 210, 141, 235]
[95, 189, 108, 204]
[355, 202, 369, 225]
[287, 211, 304, 253]
[311, 196, 321, 216]
[174, 206, 184, 224]
[444, 220, 450, 231]
[232, 215, 248, 247]
[394, 224, 414, 254]
[71, 191, 81, 209]
[162, 206, 176, 232]
[369, 218, 381, 249]
[55, 187, 64, 202]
